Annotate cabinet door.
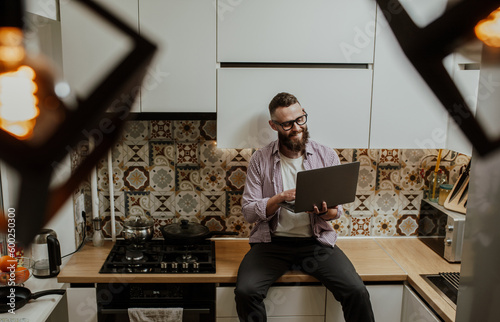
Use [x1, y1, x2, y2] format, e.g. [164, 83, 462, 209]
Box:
[25, 0, 58, 20]
[401, 285, 441, 322]
[217, 68, 372, 149]
[325, 284, 403, 322]
[445, 54, 480, 155]
[216, 286, 326, 318]
[60, 0, 140, 111]
[140, 0, 216, 112]
[218, 318, 324, 322]
[66, 288, 98, 322]
[217, 0, 376, 63]
[370, 1, 451, 149]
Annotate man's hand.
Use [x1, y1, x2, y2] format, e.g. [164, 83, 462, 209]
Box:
[308, 202, 338, 220]
[280, 189, 296, 203]
[266, 189, 296, 216]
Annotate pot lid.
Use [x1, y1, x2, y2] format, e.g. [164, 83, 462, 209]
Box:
[162, 220, 209, 238]
[123, 215, 154, 228]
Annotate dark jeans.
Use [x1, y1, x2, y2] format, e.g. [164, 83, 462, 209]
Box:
[234, 237, 375, 322]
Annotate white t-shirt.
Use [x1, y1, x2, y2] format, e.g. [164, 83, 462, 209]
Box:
[274, 152, 313, 237]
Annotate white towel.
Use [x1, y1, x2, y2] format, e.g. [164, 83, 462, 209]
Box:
[128, 307, 183, 322]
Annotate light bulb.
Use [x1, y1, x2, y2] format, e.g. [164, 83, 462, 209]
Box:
[475, 7, 500, 47]
[0, 64, 40, 139]
[0, 27, 40, 139]
[0, 25, 66, 144]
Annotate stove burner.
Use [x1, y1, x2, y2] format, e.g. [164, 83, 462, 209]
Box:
[99, 240, 216, 274]
[125, 249, 145, 261]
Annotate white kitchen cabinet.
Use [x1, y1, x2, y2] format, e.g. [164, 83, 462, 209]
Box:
[401, 284, 441, 322]
[217, 0, 376, 63]
[60, 0, 141, 111]
[445, 53, 481, 155]
[61, 0, 215, 113]
[325, 284, 404, 322]
[66, 287, 98, 322]
[139, 0, 216, 113]
[370, 1, 452, 149]
[218, 317, 324, 322]
[217, 68, 372, 149]
[26, 0, 58, 20]
[216, 285, 326, 321]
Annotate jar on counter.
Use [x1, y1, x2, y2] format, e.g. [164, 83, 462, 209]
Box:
[438, 184, 454, 205]
[427, 170, 446, 202]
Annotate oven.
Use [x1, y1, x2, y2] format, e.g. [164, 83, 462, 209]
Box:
[96, 240, 217, 322]
[96, 283, 215, 322]
[417, 199, 466, 262]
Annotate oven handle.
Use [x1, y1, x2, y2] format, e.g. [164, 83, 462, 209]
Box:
[99, 308, 211, 315]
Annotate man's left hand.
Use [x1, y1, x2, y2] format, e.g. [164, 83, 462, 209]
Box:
[308, 202, 338, 220]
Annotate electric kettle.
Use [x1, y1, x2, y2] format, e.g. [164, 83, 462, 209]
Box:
[32, 229, 62, 278]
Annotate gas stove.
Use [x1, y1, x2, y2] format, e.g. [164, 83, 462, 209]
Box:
[421, 272, 460, 308]
[99, 240, 216, 274]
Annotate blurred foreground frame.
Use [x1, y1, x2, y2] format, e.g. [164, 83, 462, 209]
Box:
[0, 0, 157, 246]
[375, 0, 500, 156]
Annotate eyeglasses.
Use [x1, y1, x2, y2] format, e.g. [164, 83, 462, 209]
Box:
[272, 114, 308, 131]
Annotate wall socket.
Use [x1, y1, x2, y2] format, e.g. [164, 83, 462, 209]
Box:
[75, 194, 85, 225]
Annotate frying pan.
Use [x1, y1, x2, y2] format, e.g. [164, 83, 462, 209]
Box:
[0, 286, 65, 313]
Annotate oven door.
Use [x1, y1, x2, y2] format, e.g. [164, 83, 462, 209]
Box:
[96, 283, 215, 322]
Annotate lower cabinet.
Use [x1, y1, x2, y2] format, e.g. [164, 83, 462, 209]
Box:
[325, 284, 403, 322]
[66, 287, 98, 322]
[216, 285, 326, 322]
[401, 284, 441, 322]
[217, 284, 403, 322]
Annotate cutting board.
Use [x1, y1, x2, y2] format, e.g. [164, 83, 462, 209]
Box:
[443, 161, 470, 214]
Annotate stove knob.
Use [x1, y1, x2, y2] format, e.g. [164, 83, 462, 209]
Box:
[193, 262, 200, 270]
[445, 238, 453, 246]
[447, 225, 454, 232]
[161, 262, 167, 269]
[171, 262, 178, 270]
[182, 262, 189, 270]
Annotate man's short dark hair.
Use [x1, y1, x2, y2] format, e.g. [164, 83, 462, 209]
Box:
[269, 92, 300, 116]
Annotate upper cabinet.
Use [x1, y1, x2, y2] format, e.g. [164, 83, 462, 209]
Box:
[60, 0, 141, 111]
[217, 0, 376, 63]
[60, 0, 216, 113]
[370, 0, 452, 149]
[217, 68, 373, 149]
[445, 51, 481, 155]
[25, 0, 59, 20]
[139, 0, 216, 113]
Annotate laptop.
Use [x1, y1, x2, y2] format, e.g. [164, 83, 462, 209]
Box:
[278, 161, 360, 213]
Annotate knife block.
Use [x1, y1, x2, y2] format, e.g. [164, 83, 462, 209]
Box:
[443, 162, 470, 214]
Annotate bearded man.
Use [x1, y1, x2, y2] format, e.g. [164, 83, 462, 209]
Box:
[235, 92, 374, 322]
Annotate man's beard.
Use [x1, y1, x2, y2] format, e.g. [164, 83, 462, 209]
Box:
[278, 127, 309, 152]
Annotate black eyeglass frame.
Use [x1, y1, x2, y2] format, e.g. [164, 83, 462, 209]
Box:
[272, 113, 308, 131]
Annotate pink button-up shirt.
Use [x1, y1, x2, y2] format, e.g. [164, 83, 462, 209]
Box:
[241, 139, 343, 247]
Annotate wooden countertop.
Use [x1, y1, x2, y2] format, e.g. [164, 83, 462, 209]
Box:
[58, 237, 459, 321]
[57, 238, 405, 283]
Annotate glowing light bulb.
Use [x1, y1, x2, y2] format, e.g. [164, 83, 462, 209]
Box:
[0, 27, 25, 66]
[475, 7, 500, 47]
[0, 65, 39, 139]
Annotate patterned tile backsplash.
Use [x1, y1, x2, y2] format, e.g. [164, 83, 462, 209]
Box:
[72, 120, 471, 240]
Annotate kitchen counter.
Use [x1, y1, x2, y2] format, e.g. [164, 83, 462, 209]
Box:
[57, 238, 406, 283]
[58, 237, 460, 321]
[0, 258, 70, 321]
